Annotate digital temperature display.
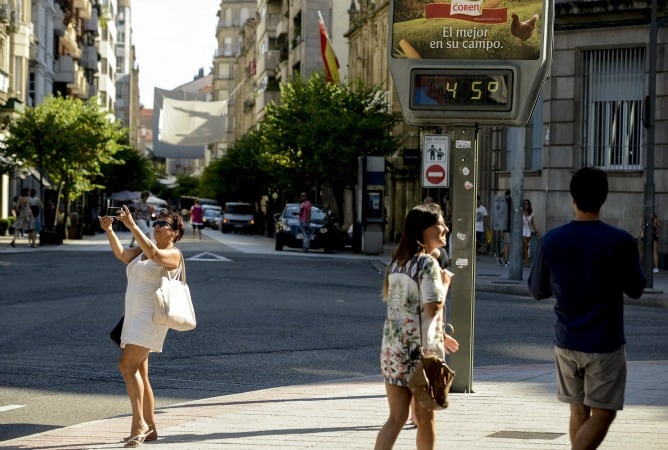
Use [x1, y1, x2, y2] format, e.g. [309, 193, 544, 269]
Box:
[411, 69, 513, 112]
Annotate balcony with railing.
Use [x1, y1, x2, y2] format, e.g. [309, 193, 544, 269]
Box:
[60, 24, 81, 58]
[0, 68, 9, 100]
[81, 45, 98, 70]
[256, 49, 280, 77]
[276, 15, 288, 38]
[264, 13, 280, 37]
[254, 89, 279, 115]
[73, 0, 92, 20]
[83, 6, 99, 33]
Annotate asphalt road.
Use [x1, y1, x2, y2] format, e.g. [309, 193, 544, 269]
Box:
[1, 230, 667, 441]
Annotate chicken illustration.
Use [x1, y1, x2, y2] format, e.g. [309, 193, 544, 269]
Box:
[510, 13, 539, 42]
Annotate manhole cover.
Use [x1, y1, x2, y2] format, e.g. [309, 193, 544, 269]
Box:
[488, 431, 565, 440]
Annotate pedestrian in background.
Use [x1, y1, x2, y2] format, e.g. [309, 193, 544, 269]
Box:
[299, 192, 312, 252]
[522, 199, 537, 267]
[100, 205, 185, 447]
[528, 167, 646, 450]
[375, 202, 459, 450]
[10, 188, 34, 248]
[496, 190, 511, 266]
[639, 212, 661, 273]
[29, 189, 43, 247]
[190, 199, 204, 240]
[475, 195, 489, 254]
[130, 191, 154, 248]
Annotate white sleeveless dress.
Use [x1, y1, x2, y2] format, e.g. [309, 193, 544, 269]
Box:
[121, 255, 177, 352]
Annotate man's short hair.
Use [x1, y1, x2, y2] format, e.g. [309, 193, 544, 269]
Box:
[570, 167, 608, 213]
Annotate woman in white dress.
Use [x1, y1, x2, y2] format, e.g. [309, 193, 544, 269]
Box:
[100, 205, 184, 448]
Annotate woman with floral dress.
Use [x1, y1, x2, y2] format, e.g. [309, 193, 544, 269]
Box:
[375, 202, 459, 450]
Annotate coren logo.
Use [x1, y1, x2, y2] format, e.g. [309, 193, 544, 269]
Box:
[451, 0, 483, 16]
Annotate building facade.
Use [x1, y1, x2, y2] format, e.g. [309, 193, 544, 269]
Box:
[344, 0, 667, 266]
[0, 0, 146, 225]
[211, 0, 349, 158]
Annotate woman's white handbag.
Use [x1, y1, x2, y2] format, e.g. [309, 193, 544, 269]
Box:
[153, 253, 196, 331]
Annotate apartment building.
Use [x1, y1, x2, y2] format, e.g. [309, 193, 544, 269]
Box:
[211, 0, 348, 158]
[115, 0, 140, 151]
[212, 0, 255, 159]
[0, 0, 145, 222]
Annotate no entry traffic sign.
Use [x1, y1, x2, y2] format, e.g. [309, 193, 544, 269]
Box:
[426, 164, 446, 184]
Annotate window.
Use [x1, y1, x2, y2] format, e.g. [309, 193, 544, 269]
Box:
[223, 37, 233, 57]
[580, 47, 645, 169]
[218, 62, 230, 79]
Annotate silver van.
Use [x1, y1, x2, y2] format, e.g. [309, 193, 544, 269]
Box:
[221, 202, 256, 233]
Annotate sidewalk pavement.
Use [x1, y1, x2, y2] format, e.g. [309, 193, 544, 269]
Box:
[1, 234, 667, 449]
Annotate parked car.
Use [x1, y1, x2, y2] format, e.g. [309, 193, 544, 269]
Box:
[202, 208, 222, 230]
[274, 203, 343, 252]
[221, 202, 256, 233]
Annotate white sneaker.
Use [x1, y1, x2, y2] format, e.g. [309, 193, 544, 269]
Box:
[653, 268, 659, 273]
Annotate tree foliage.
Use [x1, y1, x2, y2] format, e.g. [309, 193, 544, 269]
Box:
[1, 95, 127, 227]
[99, 139, 157, 193]
[199, 130, 269, 203]
[253, 74, 398, 212]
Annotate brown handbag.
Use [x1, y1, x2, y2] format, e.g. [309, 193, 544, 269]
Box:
[407, 274, 455, 411]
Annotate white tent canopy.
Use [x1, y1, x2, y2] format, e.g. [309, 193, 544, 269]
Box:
[110, 191, 168, 208]
[152, 87, 227, 159]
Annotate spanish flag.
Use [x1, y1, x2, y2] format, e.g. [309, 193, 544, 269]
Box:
[318, 11, 340, 84]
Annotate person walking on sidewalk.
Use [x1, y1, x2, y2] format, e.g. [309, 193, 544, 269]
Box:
[130, 191, 154, 248]
[475, 195, 489, 254]
[10, 188, 35, 247]
[190, 199, 204, 240]
[528, 167, 646, 450]
[522, 199, 538, 267]
[375, 203, 459, 450]
[100, 206, 185, 448]
[639, 212, 661, 273]
[299, 192, 312, 252]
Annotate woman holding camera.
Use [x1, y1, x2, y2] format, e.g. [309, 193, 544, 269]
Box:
[100, 205, 184, 447]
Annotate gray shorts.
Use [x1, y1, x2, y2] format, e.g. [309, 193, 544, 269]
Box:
[554, 345, 626, 411]
[502, 232, 510, 246]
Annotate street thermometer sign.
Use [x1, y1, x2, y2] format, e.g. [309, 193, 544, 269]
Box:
[387, 0, 555, 393]
[388, 0, 554, 126]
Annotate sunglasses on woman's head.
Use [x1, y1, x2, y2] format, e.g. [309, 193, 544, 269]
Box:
[152, 220, 175, 230]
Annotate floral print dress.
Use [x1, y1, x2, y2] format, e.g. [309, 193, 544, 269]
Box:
[380, 254, 446, 386]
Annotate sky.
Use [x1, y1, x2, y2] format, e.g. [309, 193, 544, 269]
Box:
[131, 0, 221, 108]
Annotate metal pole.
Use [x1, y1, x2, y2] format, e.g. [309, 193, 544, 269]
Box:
[643, 0, 657, 286]
[507, 127, 525, 280]
[448, 126, 477, 393]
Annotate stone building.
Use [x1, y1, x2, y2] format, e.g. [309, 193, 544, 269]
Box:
[347, 0, 667, 268]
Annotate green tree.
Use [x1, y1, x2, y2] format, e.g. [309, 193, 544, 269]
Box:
[199, 130, 270, 203]
[260, 74, 398, 213]
[99, 139, 157, 193]
[1, 95, 126, 230]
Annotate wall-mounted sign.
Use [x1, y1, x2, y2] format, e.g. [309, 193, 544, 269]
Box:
[423, 134, 450, 188]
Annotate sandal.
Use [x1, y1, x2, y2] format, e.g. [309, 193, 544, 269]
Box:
[122, 426, 157, 443]
[123, 429, 152, 448]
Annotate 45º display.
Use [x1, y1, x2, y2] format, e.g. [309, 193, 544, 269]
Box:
[411, 69, 513, 111]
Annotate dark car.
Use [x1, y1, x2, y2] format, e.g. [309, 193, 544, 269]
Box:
[202, 208, 222, 230]
[274, 203, 343, 252]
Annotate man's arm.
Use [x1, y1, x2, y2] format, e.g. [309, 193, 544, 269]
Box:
[623, 236, 646, 299]
[528, 240, 552, 300]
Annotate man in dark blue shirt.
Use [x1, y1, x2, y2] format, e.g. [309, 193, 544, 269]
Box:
[528, 167, 645, 450]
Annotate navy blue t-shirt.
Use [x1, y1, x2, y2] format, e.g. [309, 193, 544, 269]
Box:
[528, 220, 646, 353]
